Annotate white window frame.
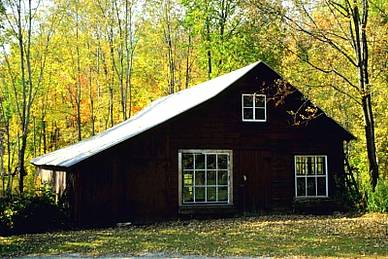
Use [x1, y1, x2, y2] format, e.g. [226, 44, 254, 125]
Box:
[241, 93, 267, 122]
[178, 149, 233, 206]
[294, 155, 328, 198]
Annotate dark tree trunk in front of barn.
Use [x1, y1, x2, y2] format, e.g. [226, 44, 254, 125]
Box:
[353, 1, 379, 189]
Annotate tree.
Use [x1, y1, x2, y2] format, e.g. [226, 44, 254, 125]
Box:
[1, 0, 55, 192]
[162, 0, 177, 94]
[75, 0, 83, 141]
[182, 0, 285, 78]
[95, 0, 139, 121]
[0, 1, 4, 16]
[252, 0, 382, 189]
[3, 0, 37, 193]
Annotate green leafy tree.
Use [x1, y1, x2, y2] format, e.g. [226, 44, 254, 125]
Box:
[253, 0, 385, 189]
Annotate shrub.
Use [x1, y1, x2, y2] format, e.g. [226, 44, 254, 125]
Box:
[367, 179, 388, 213]
[0, 189, 69, 235]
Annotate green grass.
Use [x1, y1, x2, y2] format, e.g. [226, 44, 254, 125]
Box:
[1, 214, 387, 257]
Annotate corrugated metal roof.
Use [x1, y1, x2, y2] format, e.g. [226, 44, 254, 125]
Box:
[31, 61, 261, 168]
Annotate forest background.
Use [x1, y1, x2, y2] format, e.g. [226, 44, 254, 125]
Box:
[0, 0, 387, 203]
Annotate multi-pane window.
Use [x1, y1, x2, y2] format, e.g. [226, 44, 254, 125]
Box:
[295, 155, 328, 197]
[242, 94, 266, 121]
[179, 150, 232, 204]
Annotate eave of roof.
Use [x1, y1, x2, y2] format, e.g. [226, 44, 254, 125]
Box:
[31, 61, 261, 168]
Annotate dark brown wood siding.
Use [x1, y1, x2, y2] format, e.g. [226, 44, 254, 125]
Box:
[67, 63, 349, 224]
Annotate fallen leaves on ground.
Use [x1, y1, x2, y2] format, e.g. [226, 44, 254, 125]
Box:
[0, 213, 387, 257]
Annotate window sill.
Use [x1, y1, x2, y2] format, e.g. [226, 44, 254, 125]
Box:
[178, 203, 235, 215]
[295, 196, 329, 199]
[180, 203, 233, 208]
[242, 119, 267, 122]
[293, 197, 341, 214]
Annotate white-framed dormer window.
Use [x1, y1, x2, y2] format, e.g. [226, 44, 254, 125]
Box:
[242, 93, 266, 122]
[294, 155, 328, 198]
[178, 150, 233, 206]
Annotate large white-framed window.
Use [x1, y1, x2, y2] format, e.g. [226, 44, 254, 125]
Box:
[294, 155, 328, 198]
[178, 150, 233, 205]
[242, 93, 266, 122]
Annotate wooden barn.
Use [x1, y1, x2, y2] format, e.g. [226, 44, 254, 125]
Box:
[32, 61, 355, 225]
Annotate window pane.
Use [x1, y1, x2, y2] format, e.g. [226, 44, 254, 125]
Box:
[183, 171, 193, 186]
[218, 170, 228, 185]
[243, 108, 253, 120]
[207, 170, 216, 185]
[195, 187, 205, 202]
[295, 157, 301, 175]
[183, 187, 193, 202]
[218, 154, 228, 169]
[207, 187, 216, 201]
[316, 157, 326, 175]
[195, 154, 205, 169]
[295, 164, 301, 175]
[195, 171, 205, 185]
[307, 178, 316, 196]
[307, 157, 315, 175]
[295, 156, 301, 163]
[296, 157, 307, 175]
[182, 153, 193, 169]
[255, 108, 265, 120]
[243, 95, 253, 107]
[317, 177, 326, 196]
[255, 95, 265, 107]
[218, 187, 228, 202]
[297, 178, 305, 197]
[207, 154, 216, 169]
[303, 157, 308, 175]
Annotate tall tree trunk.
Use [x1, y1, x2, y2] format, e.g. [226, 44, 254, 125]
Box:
[16, 0, 28, 193]
[95, 45, 101, 132]
[353, 1, 379, 189]
[42, 120, 47, 153]
[112, 0, 126, 121]
[163, 0, 175, 94]
[88, 66, 95, 136]
[217, 0, 230, 70]
[32, 116, 36, 156]
[39, 94, 47, 154]
[362, 95, 378, 188]
[6, 123, 12, 195]
[124, 0, 130, 118]
[109, 86, 114, 127]
[108, 8, 117, 126]
[0, 149, 4, 196]
[206, 17, 212, 79]
[104, 35, 115, 128]
[125, 0, 136, 118]
[185, 33, 192, 89]
[97, 36, 113, 129]
[0, 126, 4, 196]
[0, 85, 9, 195]
[75, 0, 82, 141]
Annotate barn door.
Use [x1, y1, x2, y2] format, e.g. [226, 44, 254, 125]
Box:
[239, 150, 272, 212]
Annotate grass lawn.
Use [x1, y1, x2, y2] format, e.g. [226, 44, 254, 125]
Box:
[1, 213, 387, 257]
